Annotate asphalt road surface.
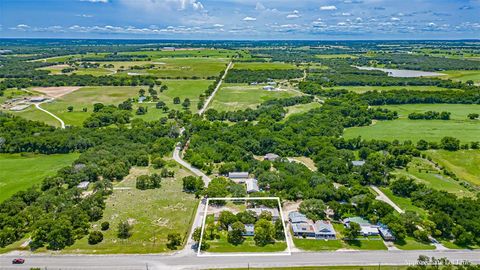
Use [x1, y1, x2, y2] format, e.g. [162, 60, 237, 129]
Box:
[2, 249, 480, 270]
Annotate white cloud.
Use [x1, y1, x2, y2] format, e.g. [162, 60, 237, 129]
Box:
[76, 14, 94, 18]
[286, 14, 300, 18]
[243, 16, 257, 21]
[255, 2, 265, 11]
[320, 5, 337, 11]
[119, 0, 204, 12]
[390, 17, 400, 21]
[213, 24, 224, 27]
[80, 0, 109, 3]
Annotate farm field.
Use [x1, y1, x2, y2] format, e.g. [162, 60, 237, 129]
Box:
[210, 83, 301, 111]
[0, 153, 80, 202]
[328, 85, 460, 93]
[344, 104, 480, 142]
[425, 149, 480, 186]
[232, 62, 298, 70]
[118, 49, 237, 58]
[393, 157, 474, 197]
[439, 70, 480, 83]
[62, 164, 198, 254]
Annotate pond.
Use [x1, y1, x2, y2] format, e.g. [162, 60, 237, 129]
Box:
[355, 66, 446, 78]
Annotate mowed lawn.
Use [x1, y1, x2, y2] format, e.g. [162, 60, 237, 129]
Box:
[0, 153, 80, 202]
[233, 62, 298, 70]
[63, 165, 198, 254]
[12, 105, 62, 127]
[328, 85, 460, 93]
[210, 83, 301, 111]
[344, 104, 480, 143]
[394, 157, 474, 197]
[426, 149, 480, 186]
[378, 188, 428, 218]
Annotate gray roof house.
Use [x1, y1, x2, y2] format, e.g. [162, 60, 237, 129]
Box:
[246, 178, 259, 193]
[228, 172, 249, 179]
[228, 224, 255, 236]
[352, 160, 366, 166]
[264, 153, 280, 161]
[314, 220, 336, 239]
[292, 223, 315, 237]
[77, 181, 90, 190]
[343, 217, 380, 236]
[250, 207, 280, 221]
[288, 211, 309, 224]
[378, 226, 396, 241]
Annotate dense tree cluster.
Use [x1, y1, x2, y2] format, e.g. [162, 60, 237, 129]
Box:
[136, 173, 162, 190]
[408, 111, 451, 120]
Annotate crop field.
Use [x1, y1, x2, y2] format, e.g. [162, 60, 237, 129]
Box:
[63, 164, 198, 254]
[394, 157, 474, 197]
[328, 85, 460, 93]
[426, 149, 480, 186]
[209, 83, 301, 111]
[0, 153, 80, 202]
[440, 70, 480, 84]
[344, 104, 480, 143]
[233, 62, 298, 70]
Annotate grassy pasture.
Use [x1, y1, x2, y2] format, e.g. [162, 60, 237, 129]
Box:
[232, 62, 298, 70]
[284, 102, 322, 118]
[328, 85, 460, 93]
[63, 164, 198, 254]
[18, 80, 210, 126]
[426, 149, 480, 186]
[394, 157, 474, 197]
[315, 54, 358, 59]
[378, 188, 427, 218]
[116, 58, 228, 79]
[118, 49, 237, 58]
[440, 70, 480, 84]
[344, 104, 480, 143]
[210, 83, 300, 112]
[0, 153, 80, 202]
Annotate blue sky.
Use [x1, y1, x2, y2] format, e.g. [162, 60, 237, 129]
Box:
[1, 0, 479, 39]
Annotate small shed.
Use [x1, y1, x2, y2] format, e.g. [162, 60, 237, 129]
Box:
[352, 160, 366, 166]
[77, 181, 90, 190]
[264, 153, 280, 161]
[228, 172, 249, 179]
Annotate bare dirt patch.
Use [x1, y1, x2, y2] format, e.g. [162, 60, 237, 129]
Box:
[32, 86, 81, 98]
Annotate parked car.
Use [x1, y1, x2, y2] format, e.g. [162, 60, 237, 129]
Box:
[12, 258, 25, 264]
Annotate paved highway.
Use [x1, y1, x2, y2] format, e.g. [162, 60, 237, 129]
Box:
[2, 249, 480, 270]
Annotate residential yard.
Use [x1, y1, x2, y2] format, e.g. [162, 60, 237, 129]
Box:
[393, 157, 474, 197]
[344, 104, 480, 143]
[62, 164, 198, 254]
[394, 237, 435, 250]
[210, 83, 300, 111]
[206, 231, 288, 253]
[293, 238, 343, 251]
[425, 149, 480, 186]
[0, 153, 80, 202]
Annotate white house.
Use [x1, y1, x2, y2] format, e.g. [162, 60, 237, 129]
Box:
[246, 178, 259, 193]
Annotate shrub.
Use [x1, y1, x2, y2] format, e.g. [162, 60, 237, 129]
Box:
[88, 231, 104, 245]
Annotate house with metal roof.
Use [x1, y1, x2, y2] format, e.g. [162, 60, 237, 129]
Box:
[228, 172, 249, 180]
[292, 223, 316, 238]
[314, 220, 336, 239]
[378, 226, 396, 241]
[250, 207, 280, 221]
[228, 224, 255, 236]
[77, 181, 90, 190]
[246, 178, 259, 193]
[343, 217, 380, 237]
[288, 211, 309, 224]
[351, 160, 366, 166]
[264, 153, 280, 161]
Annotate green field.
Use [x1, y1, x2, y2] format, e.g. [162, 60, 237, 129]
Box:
[118, 49, 237, 58]
[426, 149, 480, 186]
[0, 88, 32, 103]
[0, 153, 80, 202]
[394, 157, 474, 197]
[206, 231, 287, 253]
[293, 238, 343, 251]
[210, 83, 301, 111]
[394, 237, 435, 250]
[328, 85, 460, 93]
[378, 188, 427, 218]
[284, 102, 322, 118]
[16, 80, 212, 126]
[233, 62, 298, 70]
[440, 70, 480, 84]
[116, 58, 228, 79]
[63, 164, 198, 254]
[344, 104, 480, 143]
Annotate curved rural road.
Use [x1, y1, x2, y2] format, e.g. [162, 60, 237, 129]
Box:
[34, 103, 65, 129]
[370, 186, 404, 213]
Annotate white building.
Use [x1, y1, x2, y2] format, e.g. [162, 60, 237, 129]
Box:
[246, 178, 259, 193]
